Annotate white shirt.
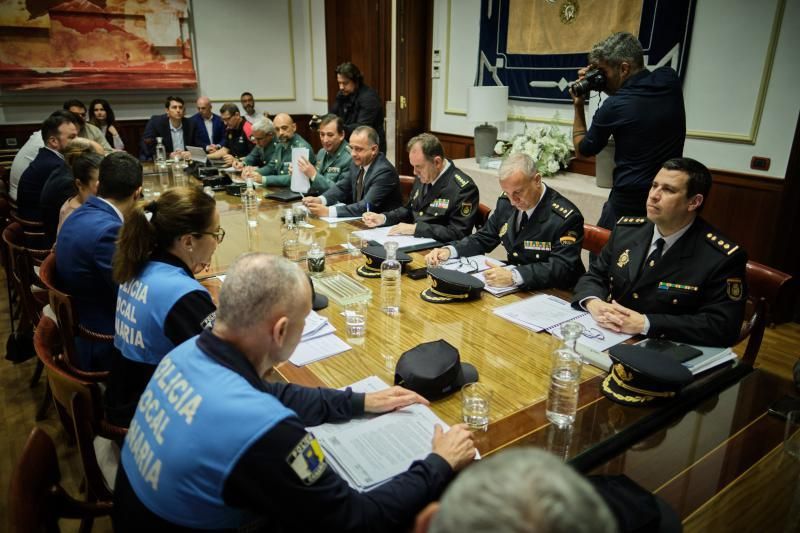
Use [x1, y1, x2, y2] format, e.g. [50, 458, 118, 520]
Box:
[9, 130, 44, 200]
[169, 121, 185, 152]
[648, 220, 693, 259]
[96, 196, 125, 222]
[203, 117, 214, 146]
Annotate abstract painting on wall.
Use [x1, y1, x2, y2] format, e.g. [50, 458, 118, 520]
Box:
[0, 0, 196, 91]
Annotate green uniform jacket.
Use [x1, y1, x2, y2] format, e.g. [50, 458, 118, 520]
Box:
[261, 134, 315, 187]
[243, 140, 277, 174]
[571, 216, 747, 347]
[308, 141, 352, 195]
[451, 186, 585, 291]
[382, 161, 479, 242]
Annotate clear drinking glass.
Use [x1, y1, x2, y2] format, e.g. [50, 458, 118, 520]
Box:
[462, 382, 492, 431]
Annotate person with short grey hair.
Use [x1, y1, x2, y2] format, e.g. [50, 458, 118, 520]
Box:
[426, 152, 585, 291]
[113, 252, 477, 532]
[571, 31, 686, 231]
[233, 116, 277, 177]
[415, 448, 617, 533]
[363, 132, 480, 242]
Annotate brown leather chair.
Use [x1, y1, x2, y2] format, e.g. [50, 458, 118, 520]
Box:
[399, 175, 415, 204]
[8, 427, 112, 533]
[34, 316, 125, 507]
[0, 196, 18, 333]
[739, 261, 793, 366]
[475, 203, 492, 230]
[582, 223, 611, 255]
[38, 252, 113, 378]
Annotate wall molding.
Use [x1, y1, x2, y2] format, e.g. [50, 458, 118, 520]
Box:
[308, 0, 328, 102]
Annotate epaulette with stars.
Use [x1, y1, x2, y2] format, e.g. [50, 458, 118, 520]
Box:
[551, 202, 575, 219]
[616, 216, 646, 225]
[706, 232, 740, 255]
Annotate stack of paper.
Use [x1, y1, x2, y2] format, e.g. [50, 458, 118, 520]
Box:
[289, 311, 351, 366]
[438, 255, 516, 296]
[353, 226, 437, 250]
[307, 376, 454, 492]
[472, 268, 518, 297]
[681, 345, 736, 374]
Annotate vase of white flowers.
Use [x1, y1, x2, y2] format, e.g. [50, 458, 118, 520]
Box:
[493, 121, 573, 177]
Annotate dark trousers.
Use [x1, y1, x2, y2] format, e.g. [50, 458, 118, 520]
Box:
[597, 187, 651, 230]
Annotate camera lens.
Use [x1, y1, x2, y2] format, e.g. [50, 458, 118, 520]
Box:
[569, 79, 591, 98]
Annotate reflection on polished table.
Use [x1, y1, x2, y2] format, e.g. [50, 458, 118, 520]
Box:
[152, 167, 797, 528]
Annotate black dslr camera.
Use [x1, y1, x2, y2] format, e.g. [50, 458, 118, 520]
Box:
[569, 68, 606, 98]
[308, 115, 322, 130]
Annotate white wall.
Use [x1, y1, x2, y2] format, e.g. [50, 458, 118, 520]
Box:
[0, 0, 329, 124]
[430, 0, 800, 178]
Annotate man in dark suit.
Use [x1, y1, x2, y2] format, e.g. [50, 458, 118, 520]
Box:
[303, 126, 402, 218]
[571, 157, 747, 347]
[189, 96, 226, 150]
[426, 153, 585, 291]
[140, 96, 198, 161]
[56, 152, 143, 370]
[362, 133, 479, 242]
[17, 110, 80, 222]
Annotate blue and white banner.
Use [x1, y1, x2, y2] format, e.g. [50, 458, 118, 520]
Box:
[476, 0, 696, 102]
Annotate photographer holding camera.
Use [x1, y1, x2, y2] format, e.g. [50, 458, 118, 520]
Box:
[571, 32, 686, 230]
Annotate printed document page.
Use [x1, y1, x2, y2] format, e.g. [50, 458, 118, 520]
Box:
[493, 294, 585, 332]
[353, 226, 437, 249]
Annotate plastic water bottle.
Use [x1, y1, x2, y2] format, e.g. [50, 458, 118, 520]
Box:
[545, 321, 585, 427]
[243, 177, 258, 227]
[381, 241, 401, 315]
[281, 211, 300, 261]
[155, 137, 167, 170]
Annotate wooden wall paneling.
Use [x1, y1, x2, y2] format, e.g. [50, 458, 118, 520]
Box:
[324, 0, 391, 112]
[395, 0, 431, 175]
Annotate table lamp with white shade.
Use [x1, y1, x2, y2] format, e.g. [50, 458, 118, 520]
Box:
[467, 85, 509, 163]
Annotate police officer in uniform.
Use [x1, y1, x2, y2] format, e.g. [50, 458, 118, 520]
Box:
[572, 157, 747, 347]
[113, 253, 476, 532]
[235, 117, 277, 179]
[363, 133, 479, 242]
[105, 187, 220, 426]
[296, 114, 352, 195]
[426, 153, 585, 291]
[260, 113, 315, 187]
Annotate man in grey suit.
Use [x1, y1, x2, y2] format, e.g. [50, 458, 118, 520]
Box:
[303, 126, 402, 218]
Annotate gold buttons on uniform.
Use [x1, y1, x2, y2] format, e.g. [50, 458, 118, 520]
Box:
[672, 298, 678, 304]
[419, 211, 424, 216]
[513, 252, 519, 257]
[633, 293, 639, 299]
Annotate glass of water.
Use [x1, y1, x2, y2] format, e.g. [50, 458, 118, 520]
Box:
[292, 203, 308, 226]
[462, 382, 492, 431]
[344, 301, 367, 344]
[348, 231, 364, 257]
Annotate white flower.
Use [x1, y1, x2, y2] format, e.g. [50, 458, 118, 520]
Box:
[547, 159, 560, 174]
[494, 141, 506, 155]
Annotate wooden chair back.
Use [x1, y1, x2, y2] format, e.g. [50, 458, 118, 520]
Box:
[739, 261, 793, 365]
[399, 175, 415, 204]
[34, 316, 122, 504]
[8, 427, 112, 533]
[9, 211, 47, 251]
[582, 223, 611, 255]
[3, 222, 48, 329]
[475, 203, 492, 230]
[39, 252, 113, 378]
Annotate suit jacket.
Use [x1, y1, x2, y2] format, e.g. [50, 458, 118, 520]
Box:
[17, 147, 67, 221]
[571, 217, 747, 346]
[189, 112, 226, 147]
[322, 153, 402, 217]
[140, 114, 199, 160]
[451, 186, 585, 291]
[40, 164, 77, 248]
[382, 161, 479, 242]
[55, 196, 123, 338]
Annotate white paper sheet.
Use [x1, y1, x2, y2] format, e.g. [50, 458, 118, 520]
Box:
[493, 294, 585, 332]
[472, 267, 518, 297]
[549, 313, 632, 353]
[321, 216, 362, 223]
[290, 147, 311, 193]
[353, 226, 437, 249]
[289, 334, 351, 366]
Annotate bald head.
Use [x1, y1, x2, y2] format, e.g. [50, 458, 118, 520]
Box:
[274, 113, 297, 143]
[196, 96, 212, 120]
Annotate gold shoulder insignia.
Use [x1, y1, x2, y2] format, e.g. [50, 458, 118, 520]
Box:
[453, 174, 468, 188]
[551, 202, 574, 219]
[706, 233, 740, 256]
[616, 216, 646, 226]
[499, 222, 508, 238]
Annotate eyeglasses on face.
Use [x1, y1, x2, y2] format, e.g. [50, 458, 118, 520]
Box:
[194, 227, 226, 243]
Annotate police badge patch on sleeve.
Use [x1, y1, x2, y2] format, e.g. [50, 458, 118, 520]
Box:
[461, 202, 473, 216]
[286, 433, 327, 485]
[726, 277, 743, 301]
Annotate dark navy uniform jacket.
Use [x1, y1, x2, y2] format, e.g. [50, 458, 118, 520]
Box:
[571, 216, 747, 347]
[113, 330, 453, 533]
[382, 161, 480, 242]
[450, 186, 585, 291]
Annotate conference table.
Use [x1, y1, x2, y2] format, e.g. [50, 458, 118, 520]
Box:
[146, 166, 798, 530]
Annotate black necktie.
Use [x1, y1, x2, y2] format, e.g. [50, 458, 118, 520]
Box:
[355, 167, 365, 201]
[422, 183, 431, 198]
[518, 211, 529, 232]
[644, 238, 665, 269]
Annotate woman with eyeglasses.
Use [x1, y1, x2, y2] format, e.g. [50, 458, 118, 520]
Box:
[105, 187, 224, 426]
[89, 98, 125, 150]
